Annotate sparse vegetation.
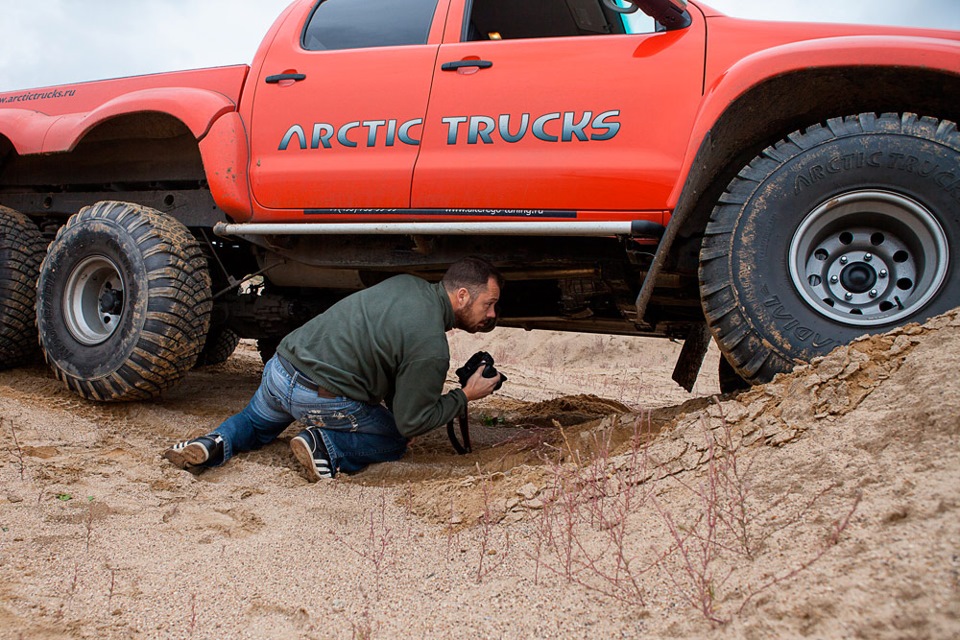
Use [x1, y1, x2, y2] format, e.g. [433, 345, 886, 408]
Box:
[1, 311, 956, 637]
[501, 410, 862, 624]
[332, 488, 396, 599]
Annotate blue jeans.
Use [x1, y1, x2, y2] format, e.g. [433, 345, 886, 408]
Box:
[208, 355, 407, 475]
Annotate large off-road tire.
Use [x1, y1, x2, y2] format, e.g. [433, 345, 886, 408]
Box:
[718, 355, 751, 394]
[700, 113, 959, 384]
[194, 325, 241, 367]
[0, 207, 47, 368]
[36, 201, 212, 401]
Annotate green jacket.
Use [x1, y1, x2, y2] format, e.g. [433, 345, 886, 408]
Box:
[277, 275, 467, 438]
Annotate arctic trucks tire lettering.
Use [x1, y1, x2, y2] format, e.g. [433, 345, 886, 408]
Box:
[700, 113, 960, 383]
[1, 0, 958, 400]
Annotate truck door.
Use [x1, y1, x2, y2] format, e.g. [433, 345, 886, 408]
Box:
[249, 0, 444, 212]
[412, 0, 706, 214]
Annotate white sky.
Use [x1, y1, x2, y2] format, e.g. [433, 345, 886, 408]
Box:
[1, 0, 958, 92]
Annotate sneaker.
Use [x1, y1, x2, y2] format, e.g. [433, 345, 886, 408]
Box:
[163, 434, 224, 469]
[290, 428, 334, 481]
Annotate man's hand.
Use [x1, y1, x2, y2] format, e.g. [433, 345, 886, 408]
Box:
[462, 366, 502, 402]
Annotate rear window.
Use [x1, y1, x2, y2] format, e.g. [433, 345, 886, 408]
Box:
[302, 0, 440, 51]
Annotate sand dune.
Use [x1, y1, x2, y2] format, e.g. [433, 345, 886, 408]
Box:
[1, 309, 957, 638]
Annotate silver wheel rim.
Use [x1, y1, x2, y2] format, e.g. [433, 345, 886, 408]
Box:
[789, 190, 949, 327]
[62, 255, 126, 345]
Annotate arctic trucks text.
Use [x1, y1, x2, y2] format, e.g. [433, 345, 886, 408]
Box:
[1, 0, 958, 401]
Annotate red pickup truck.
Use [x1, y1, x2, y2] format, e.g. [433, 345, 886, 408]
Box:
[1, 0, 958, 401]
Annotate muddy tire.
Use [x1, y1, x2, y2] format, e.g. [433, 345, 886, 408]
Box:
[0, 207, 47, 368]
[195, 325, 241, 367]
[718, 355, 750, 394]
[36, 201, 212, 401]
[700, 113, 960, 384]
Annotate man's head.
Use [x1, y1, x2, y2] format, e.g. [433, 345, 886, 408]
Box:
[442, 257, 503, 334]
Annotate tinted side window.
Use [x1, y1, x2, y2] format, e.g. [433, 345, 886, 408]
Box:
[466, 0, 656, 41]
[303, 0, 440, 51]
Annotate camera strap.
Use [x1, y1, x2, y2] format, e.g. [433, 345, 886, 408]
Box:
[446, 406, 471, 455]
[449, 350, 505, 455]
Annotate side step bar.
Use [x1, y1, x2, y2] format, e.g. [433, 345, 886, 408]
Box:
[214, 220, 665, 238]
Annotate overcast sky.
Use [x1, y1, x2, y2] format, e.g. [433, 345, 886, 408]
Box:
[1, 0, 958, 93]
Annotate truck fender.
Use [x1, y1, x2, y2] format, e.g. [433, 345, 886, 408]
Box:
[0, 108, 56, 155]
[669, 34, 960, 208]
[636, 34, 960, 321]
[199, 112, 254, 222]
[41, 87, 238, 154]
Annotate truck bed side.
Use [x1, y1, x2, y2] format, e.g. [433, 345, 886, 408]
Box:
[0, 65, 249, 155]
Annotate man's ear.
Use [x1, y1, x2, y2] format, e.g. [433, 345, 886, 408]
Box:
[456, 287, 471, 308]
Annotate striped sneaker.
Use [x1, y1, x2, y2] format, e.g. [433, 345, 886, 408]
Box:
[290, 428, 334, 481]
[163, 434, 224, 469]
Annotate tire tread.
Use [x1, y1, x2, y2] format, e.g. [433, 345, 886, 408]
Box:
[699, 112, 960, 385]
[37, 201, 211, 401]
[0, 207, 47, 368]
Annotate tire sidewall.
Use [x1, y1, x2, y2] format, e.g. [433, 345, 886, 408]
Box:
[731, 128, 960, 364]
[37, 220, 148, 380]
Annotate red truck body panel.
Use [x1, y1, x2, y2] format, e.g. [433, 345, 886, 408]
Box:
[234, 0, 960, 224]
[0, 65, 249, 154]
[1, 0, 958, 224]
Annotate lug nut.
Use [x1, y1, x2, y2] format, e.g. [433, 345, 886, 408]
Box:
[864, 253, 873, 262]
[869, 290, 878, 298]
[845, 292, 854, 301]
[840, 256, 849, 265]
[879, 270, 888, 279]
[830, 275, 839, 284]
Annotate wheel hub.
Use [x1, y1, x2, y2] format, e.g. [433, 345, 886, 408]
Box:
[789, 190, 949, 326]
[839, 262, 877, 294]
[63, 255, 126, 346]
[98, 286, 124, 315]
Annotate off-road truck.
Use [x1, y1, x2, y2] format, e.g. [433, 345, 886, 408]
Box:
[1, 0, 958, 401]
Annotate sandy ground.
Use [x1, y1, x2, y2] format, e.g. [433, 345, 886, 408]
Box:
[1, 310, 958, 639]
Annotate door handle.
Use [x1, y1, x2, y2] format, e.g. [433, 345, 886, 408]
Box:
[265, 73, 307, 84]
[441, 60, 493, 71]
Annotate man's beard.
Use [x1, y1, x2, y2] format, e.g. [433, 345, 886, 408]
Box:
[476, 315, 497, 333]
[455, 306, 498, 334]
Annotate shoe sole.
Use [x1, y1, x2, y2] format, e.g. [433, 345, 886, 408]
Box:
[163, 443, 209, 469]
[290, 436, 323, 482]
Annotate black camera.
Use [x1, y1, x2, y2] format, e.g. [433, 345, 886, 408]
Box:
[455, 351, 506, 391]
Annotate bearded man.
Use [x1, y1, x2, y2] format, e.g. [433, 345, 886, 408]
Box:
[163, 257, 503, 480]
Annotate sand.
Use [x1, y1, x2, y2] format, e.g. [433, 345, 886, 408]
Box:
[1, 309, 958, 639]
